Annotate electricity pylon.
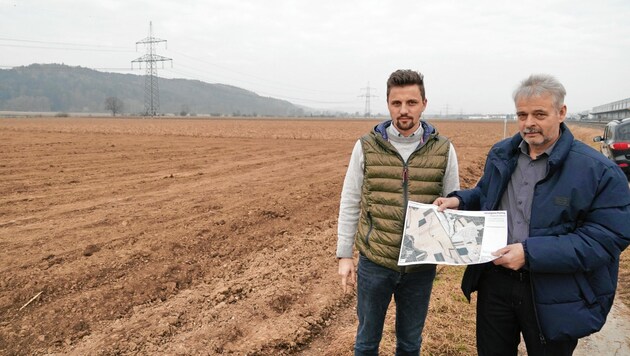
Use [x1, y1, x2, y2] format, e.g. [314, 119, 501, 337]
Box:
[359, 82, 378, 118]
[132, 21, 172, 117]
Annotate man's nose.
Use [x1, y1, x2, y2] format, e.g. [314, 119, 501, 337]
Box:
[523, 114, 536, 126]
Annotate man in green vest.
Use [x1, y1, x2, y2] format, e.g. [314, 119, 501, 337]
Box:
[337, 69, 460, 355]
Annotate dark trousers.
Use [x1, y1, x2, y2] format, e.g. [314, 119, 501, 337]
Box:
[355, 255, 436, 356]
[476, 266, 578, 356]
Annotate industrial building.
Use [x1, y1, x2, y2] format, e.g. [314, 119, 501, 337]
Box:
[591, 98, 630, 121]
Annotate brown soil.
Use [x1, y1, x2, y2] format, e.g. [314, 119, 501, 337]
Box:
[0, 117, 627, 355]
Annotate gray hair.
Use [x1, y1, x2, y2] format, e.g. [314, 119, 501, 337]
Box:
[513, 74, 566, 111]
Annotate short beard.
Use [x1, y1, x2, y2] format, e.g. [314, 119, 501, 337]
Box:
[394, 117, 416, 132]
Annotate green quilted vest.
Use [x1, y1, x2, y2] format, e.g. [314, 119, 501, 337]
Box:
[355, 128, 450, 272]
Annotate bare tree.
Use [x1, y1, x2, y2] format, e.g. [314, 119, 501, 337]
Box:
[179, 104, 190, 116]
[104, 97, 124, 116]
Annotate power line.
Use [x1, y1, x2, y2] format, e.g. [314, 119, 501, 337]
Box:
[0, 36, 131, 50]
[2, 34, 365, 111]
[160, 65, 355, 105]
[167, 48, 351, 97]
[90, 67, 136, 71]
[0, 43, 133, 53]
[1, 35, 359, 109]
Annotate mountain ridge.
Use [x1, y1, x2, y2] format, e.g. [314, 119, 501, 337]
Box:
[0, 63, 308, 116]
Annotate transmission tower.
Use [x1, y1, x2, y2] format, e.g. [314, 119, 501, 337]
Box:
[131, 21, 172, 117]
[358, 82, 378, 117]
[442, 104, 450, 118]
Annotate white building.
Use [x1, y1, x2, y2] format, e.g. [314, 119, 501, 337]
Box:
[591, 98, 630, 121]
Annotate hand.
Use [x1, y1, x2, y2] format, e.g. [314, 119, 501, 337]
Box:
[433, 196, 460, 212]
[338, 258, 356, 293]
[492, 243, 525, 270]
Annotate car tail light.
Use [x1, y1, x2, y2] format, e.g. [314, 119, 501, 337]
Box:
[610, 142, 630, 150]
[619, 163, 629, 168]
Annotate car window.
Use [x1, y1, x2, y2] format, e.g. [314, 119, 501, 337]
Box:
[618, 125, 630, 141]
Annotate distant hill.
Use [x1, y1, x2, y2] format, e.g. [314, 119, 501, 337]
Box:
[0, 64, 307, 116]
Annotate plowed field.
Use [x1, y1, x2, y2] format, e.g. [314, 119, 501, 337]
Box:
[1, 117, 627, 355]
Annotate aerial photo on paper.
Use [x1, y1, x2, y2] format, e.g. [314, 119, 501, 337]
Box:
[399, 202, 507, 266]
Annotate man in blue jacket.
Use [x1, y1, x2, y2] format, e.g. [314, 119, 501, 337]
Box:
[434, 74, 630, 355]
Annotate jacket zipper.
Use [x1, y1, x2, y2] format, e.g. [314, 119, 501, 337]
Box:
[490, 145, 546, 344]
[529, 181, 546, 345]
[529, 269, 546, 345]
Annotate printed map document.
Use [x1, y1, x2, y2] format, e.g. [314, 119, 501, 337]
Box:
[398, 201, 508, 266]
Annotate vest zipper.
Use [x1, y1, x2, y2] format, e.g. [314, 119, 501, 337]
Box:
[401, 164, 409, 274]
[402, 165, 409, 208]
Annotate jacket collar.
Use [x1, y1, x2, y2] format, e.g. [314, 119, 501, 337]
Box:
[373, 119, 436, 144]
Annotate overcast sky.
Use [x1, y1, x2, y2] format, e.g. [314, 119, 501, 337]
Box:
[1, 0, 629, 115]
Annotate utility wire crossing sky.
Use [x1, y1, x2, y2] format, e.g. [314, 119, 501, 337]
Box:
[1, 0, 629, 115]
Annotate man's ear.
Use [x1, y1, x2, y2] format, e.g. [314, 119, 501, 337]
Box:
[558, 105, 567, 122]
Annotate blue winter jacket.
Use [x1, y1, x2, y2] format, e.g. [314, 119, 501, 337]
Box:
[452, 123, 630, 341]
